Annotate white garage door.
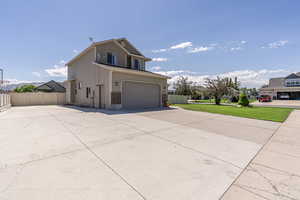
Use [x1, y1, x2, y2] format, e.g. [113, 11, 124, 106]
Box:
[122, 81, 160, 109]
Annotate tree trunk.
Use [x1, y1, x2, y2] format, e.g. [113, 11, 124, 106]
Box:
[215, 96, 221, 105]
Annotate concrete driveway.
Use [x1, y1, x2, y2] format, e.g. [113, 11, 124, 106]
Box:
[0, 105, 283, 199]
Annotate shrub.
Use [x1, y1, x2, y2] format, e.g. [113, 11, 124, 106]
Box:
[231, 96, 239, 103]
[14, 84, 36, 93]
[238, 93, 249, 106]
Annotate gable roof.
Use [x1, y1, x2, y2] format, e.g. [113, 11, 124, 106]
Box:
[35, 80, 66, 92]
[66, 38, 151, 66]
[285, 73, 300, 79]
[115, 38, 144, 57]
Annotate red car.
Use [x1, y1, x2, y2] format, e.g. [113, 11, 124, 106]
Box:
[259, 95, 272, 102]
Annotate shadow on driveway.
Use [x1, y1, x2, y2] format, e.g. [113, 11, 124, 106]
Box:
[61, 105, 176, 115]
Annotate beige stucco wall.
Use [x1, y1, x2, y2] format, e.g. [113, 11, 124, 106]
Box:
[112, 72, 168, 108]
[67, 41, 167, 109]
[96, 42, 146, 70]
[96, 42, 127, 67]
[68, 48, 111, 108]
[10, 93, 65, 106]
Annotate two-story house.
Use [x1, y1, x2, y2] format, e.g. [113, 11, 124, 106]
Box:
[65, 38, 169, 109]
[259, 72, 300, 100]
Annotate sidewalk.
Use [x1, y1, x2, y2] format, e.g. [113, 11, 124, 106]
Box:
[222, 110, 300, 200]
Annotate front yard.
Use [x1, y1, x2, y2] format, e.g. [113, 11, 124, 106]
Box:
[175, 104, 293, 122]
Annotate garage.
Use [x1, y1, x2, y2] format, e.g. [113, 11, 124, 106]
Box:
[122, 81, 161, 109]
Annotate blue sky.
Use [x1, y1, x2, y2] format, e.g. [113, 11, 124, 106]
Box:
[1, 0, 299, 87]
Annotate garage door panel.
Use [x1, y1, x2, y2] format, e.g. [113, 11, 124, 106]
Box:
[122, 82, 160, 109]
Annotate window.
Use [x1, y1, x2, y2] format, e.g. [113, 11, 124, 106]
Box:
[78, 82, 82, 89]
[86, 87, 91, 98]
[134, 59, 139, 70]
[96, 53, 101, 62]
[140, 60, 145, 71]
[127, 55, 132, 67]
[286, 79, 300, 87]
[107, 52, 117, 65]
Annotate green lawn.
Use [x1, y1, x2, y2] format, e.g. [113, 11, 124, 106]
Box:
[175, 104, 293, 122]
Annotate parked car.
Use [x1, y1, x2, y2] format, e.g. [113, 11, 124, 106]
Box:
[259, 95, 272, 102]
[279, 94, 290, 99]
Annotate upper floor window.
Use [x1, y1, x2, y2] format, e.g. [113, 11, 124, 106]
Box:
[134, 59, 140, 70]
[140, 60, 145, 71]
[107, 52, 117, 65]
[285, 79, 300, 87]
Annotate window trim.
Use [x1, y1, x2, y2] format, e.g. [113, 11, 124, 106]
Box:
[107, 52, 117, 65]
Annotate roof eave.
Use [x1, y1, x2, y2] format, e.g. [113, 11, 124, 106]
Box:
[93, 62, 170, 79]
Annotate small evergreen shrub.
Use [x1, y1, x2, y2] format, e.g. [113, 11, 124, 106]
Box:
[231, 96, 239, 103]
[238, 93, 249, 106]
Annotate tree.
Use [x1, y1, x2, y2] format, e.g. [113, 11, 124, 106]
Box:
[233, 77, 240, 90]
[14, 84, 36, 93]
[174, 76, 192, 96]
[261, 84, 269, 89]
[238, 93, 250, 106]
[205, 77, 235, 105]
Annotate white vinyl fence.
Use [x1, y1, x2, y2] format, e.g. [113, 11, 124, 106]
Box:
[10, 92, 66, 106]
[0, 94, 11, 111]
[168, 95, 190, 104]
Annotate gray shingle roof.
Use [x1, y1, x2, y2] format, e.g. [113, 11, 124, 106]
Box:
[35, 80, 66, 92]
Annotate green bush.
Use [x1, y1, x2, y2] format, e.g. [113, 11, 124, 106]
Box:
[238, 93, 249, 106]
[230, 96, 239, 103]
[14, 84, 36, 93]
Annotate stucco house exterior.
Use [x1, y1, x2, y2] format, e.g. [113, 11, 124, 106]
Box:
[65, 38, 169, 109]
[259, 72, 300, 100]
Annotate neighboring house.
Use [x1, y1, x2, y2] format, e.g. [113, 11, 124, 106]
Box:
[260, 72, 300, 100]
[35, 80, 66, 93]
[65, 38, 169, 109]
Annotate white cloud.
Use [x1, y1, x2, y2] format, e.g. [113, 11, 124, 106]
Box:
[73, 49, 79, 54]
[45, 61, 67, 78]
[32, 72, 41, 77]
[155, 69, 291, 88]
[155, 70, 189, 76]
[170, 42, 193, 49]
[150, 66, 162, 71]
[59, 60, 66, 64]
[152, 49, 167, 53]
[230, 47, 242, 51]
[152, 57, 168, 62]
[152, 40, 248, 54]
[188, 46, 213, 53]
[263, 40, 289, 49]
[3, 79, 41, 85]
